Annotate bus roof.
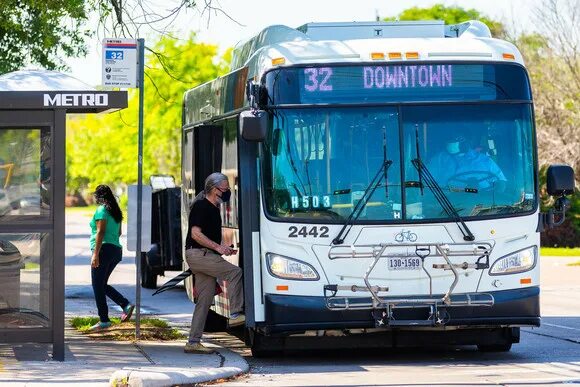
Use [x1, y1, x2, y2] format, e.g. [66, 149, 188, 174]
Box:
[230, 20, 524, 74]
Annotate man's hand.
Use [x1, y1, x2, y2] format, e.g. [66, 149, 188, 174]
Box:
[91, 253, 100, 268]
[216, 245, 235, 256]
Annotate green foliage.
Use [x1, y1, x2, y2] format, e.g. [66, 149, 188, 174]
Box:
[540, 247, 580, 257]
[65, 204, 98, 216]
[70, 316, 185, 340]
[66, 34, 230, 195]
[0, 0, 90, 73]
[384, 4, 505, 38]
[70, 316, 171, 330]
[522, 32, 579, 246]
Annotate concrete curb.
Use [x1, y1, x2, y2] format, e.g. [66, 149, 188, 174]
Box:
[109, 347, 249, 387]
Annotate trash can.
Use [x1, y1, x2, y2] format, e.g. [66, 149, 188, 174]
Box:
[141, 186, 183, 288]
[0, 239, 22, 309]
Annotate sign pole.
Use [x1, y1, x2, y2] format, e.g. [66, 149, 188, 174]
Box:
[135, 38, 145, 340]
[102, 37, 143, 340]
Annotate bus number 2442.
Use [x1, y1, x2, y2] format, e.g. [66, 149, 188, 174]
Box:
[288, 226, 330, 238]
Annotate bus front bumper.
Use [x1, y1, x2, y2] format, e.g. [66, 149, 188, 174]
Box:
[261, 286, 540, 334]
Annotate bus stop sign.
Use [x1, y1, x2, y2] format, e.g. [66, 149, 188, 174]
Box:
[102, 38, 138, 88]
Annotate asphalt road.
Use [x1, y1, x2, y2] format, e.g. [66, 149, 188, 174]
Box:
[64, 213, 580, 386]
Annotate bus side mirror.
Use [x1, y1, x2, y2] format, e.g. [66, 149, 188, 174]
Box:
[539, 164, 575, 231]
[240, 110, 267, 142]
[547, 164, 575, 196]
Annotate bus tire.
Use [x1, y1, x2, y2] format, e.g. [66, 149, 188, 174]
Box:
[140, 253, 157, 289]
[477, 327, 517, 352]
[251, 347, 279, 358]
[204, 309, 227, 332]
[248, 329, 283, 358]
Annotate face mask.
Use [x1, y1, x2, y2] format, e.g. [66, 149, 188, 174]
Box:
[218, 189, 231, 203]
[446, 141, 460, 154]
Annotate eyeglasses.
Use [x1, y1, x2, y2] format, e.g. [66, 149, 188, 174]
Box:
[215, 186, 230, 192]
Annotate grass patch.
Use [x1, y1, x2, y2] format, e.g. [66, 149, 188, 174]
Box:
[70, 316, 185, 341]
[540, 247, 580, 257]
[23, 262, 40, 270]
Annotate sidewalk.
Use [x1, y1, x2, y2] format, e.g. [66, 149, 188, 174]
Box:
[0, 325, 248, 386]
[0, 212, 248, 386]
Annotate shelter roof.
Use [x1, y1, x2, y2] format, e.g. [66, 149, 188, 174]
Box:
[0, 70, 94, 91]
[0, 70, 127, 113]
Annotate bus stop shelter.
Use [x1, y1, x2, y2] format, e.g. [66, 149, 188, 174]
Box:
[0, 70, 127, 360]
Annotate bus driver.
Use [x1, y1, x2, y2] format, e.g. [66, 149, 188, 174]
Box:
[428, 134, 506, 191]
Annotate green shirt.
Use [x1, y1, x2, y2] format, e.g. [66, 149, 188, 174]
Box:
[90, 205, 122, 251]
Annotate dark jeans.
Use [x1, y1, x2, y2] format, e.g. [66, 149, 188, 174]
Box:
[91, 243, 129, 322]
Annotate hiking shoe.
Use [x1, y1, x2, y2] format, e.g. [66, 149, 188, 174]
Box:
[121, 304, 135, 322]
[184, 342, 215, 354]
[88, 321, 112, 331]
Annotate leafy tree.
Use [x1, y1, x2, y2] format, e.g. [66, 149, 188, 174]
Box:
[518, 0, 580, 246]
[520, 0, 580, 187]
[66, 34, 230, 195]
[0, 0, 90, 73]
[383, 4, 506, 38]
[0, 0, 230, 74]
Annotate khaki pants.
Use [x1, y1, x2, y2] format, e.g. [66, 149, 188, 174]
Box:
[185, 248, 243, 343]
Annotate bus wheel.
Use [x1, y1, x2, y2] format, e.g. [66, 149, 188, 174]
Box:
[249, 329, 283, 358]
[477, 342, 512, 352]
[477, 327, 517, 352]
[140, 253, 157, 289]
[251, 347, 279, 358]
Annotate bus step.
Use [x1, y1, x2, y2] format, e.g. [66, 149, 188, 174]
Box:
[388, 319, 435, 327]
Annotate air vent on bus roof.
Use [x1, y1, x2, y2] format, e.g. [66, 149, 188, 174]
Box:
[297, 21, 445, 40]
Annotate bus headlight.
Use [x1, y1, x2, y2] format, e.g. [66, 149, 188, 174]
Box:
[266, 253, 320, 281]
[489, 246, 536, 275]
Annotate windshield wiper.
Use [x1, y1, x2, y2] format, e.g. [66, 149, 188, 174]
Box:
[332, 159, 392, 245]
[412, 125, 475, 242]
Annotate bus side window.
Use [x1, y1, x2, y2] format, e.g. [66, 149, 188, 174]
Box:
[221, 118, 238, 228]
[193, 125, 223, 195]
[182, 130, 194, 204]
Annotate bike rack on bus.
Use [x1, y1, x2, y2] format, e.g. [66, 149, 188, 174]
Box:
[323, 242, 494, 327]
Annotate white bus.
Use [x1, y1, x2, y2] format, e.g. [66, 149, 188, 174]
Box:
[180, 21, 575, 356]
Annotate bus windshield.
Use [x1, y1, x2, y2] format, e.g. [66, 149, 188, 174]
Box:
[263, 104, 536, 223]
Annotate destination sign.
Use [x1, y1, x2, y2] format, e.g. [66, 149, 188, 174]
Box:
[263, 63, 532, 104]
[304, 65, 453, 93]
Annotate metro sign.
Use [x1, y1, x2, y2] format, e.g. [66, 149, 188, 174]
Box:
[43, 93, 109, 107]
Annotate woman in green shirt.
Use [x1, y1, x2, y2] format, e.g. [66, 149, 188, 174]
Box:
[89, 185, 134, 331]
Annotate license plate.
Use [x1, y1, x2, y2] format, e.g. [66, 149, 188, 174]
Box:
[388, 257, 422, 270]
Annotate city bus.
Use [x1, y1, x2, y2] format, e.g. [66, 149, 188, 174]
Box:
[179, 20, 575, 356]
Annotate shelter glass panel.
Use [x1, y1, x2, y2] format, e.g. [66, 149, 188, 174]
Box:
[0, 128, 50, 221]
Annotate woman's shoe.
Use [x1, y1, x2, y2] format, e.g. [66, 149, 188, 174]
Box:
[88, 321, 112, 331]
[121, 304, 135, 322]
